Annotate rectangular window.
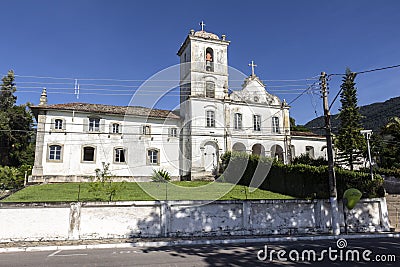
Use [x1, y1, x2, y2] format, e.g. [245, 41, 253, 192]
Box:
[112, 123, 120, 134]
[169, 128, 177, 137]
[142, 125, 151, 135]
[114, 148, 126, 163]
[306, 146, 315, 158]
[206, 110, 215, 128]
[54, 119, 63, 130]
[83, 147, 95, 162]
[272, 117, 280, 133]
[89, 118, 100, 132]
[234, 113, 242, 130]
[253, 115, 261, 131]
[49, 145, 62, 160]
[147, 149, 159, 165]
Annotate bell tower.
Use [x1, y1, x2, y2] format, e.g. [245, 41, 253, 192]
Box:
[177, 23, 230, 180]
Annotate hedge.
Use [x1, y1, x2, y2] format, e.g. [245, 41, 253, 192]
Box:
[220, 151, 384, 199]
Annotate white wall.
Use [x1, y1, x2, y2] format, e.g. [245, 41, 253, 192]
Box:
[32, 110, 180, 182]
[290, 136, 327, 159]
[0, 198, 390, 242]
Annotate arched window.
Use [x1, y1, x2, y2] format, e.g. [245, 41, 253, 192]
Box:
[147, 148, 160, 165]
[205, 81, 215, 98]
[205, 47, 214, 72]
[114, 148, 126, 163]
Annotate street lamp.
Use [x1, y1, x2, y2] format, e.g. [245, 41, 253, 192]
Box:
[360, 130, 374, 180]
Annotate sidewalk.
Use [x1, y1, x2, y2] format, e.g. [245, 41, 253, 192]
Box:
[1, 232, 399, 253]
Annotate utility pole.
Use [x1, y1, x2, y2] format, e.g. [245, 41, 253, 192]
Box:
[320, 72, 341, 236]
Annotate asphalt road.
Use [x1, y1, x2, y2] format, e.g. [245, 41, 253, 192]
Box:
[0, 237, 399, 267]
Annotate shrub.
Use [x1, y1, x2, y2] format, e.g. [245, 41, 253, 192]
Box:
[219, 151, 384, 199]
[292, 154, 328, 166]
[88, 163, 125, 201]
[0, 166, 25, 190]
[151, 169, 171, 183]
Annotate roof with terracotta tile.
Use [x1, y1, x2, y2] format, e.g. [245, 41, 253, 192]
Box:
[30, 103, 180, 120]
[291, 131, 324, 138]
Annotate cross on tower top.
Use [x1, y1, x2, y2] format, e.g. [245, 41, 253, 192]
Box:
[199, 21, 206, 31]
[248, 60, 257, 76]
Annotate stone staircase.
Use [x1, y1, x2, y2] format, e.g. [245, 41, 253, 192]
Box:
[386, 194, 400, 231]
[191, 167, 215, 181]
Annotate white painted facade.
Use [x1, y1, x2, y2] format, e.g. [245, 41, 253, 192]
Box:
[31, 105, 181, 182]
[31, 27, 327, 182]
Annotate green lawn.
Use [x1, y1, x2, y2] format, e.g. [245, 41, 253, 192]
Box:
[1, 181, 294, 202]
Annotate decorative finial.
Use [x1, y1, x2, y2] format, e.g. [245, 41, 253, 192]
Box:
[221, 34, 226, 41]
[199, 21, 205, 31]
[248, 60, 257, 77]
[39, 88, 47, 106]
[190, 29, 195, 35]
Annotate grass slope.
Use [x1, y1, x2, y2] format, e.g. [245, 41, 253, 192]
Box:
[1, 181, 294, 202]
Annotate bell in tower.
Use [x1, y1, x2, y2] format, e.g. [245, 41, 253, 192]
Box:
[205, 47, 214, 72]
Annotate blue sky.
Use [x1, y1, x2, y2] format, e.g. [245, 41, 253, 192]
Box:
[1, 0, 399, 124]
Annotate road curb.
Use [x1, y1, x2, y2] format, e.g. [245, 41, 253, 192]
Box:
[1, 233, 399, 253]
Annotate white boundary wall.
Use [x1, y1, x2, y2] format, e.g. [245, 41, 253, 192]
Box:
[0, 198, 390, 242]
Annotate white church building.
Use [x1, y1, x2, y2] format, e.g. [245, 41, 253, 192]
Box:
[30, 26, 327, 182]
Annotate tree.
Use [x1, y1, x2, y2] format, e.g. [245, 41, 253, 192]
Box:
[289, 117, 311, 132]
[0, 70, 34, 167]
[372, 117, 400, 168]
[335, 68, 365, 170]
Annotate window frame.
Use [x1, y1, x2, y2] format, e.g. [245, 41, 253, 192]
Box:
[54, 119, 63, 130]
[114, 147, 126, 163]
[234, 113, 243, 130]
[169, 127, 178, 138]
[253, 114, 261, 131]
[142, 125, 151, 136]
[111, 123, 120, 134]
[206, 110, 215, 128]
[147, 148, 160, 165]
[305, 146, 315, 158]
[88, 117, 100, 132]
[272, 116, 280, 133]
[47, 144, 63, 162]
[82, 146, 96, 163]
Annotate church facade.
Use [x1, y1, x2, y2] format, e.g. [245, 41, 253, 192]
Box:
[30, 27, 327, 183]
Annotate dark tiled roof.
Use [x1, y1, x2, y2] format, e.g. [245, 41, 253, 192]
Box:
[291, 131, 324, 138]
[30, 103, 180, 119]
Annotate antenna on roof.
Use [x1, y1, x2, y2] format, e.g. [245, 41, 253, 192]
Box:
[74, 79, 80, 99]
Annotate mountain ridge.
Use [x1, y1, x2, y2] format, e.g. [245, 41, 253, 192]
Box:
[304, 96, 400, 134]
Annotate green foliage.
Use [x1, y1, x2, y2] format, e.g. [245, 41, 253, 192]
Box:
[220, 151, 385, 199]
[0, 71, 35, 167]
[88, 163, 125, 201]
[359, 167, 400, 179]
[336, 68, 366, 170]
[0, 166, 25, 190]
[151, 169, 171, 183]
[372, 116, 400, 168]
[291, 153, 327, 166]
[290, 117, 311, 132]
